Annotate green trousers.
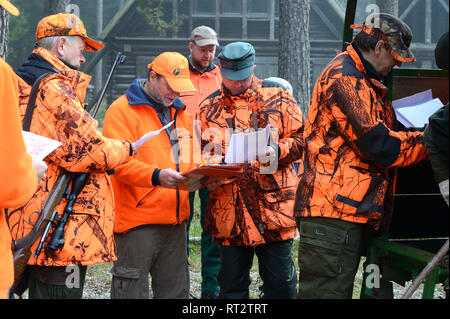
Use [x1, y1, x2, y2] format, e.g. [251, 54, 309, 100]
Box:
[297, 217, 367, 299]
[27, 265, 87, 299]
[187, 188, 221, 293]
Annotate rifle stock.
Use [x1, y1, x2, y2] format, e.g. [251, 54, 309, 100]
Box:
[9, 170, 71, 298]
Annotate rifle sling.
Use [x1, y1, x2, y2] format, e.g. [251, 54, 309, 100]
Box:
[22, 72, 55, 132]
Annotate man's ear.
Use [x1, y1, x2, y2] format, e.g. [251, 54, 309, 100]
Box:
[148, 70, 159, 83]
[55, 37, 66, 58]
[374, 40, 385, 57]
[188, 41, 194, 53]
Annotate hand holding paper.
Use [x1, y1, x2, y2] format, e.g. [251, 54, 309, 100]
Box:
[133, 120, 174, 149]
[31, 157, 48, 182]
[392, 90, 444, 128]
[225, 124, 271, 163]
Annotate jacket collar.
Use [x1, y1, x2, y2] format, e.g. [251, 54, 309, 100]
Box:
[15, 53, 59, 86]
[126, 79, 185, 111]
[30, 47, 91, 103]
[345, 44, 388, 91]
[188, 57, 216, 74]
[221, 76, 262, 113]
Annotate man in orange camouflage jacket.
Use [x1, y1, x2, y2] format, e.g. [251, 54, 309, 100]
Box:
[197, 42, 304, 299]
[7, 13, 134, 299]
[293, 13, 429, 299]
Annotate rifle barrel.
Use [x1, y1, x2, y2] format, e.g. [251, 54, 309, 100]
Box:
[90, 52, 126, 118]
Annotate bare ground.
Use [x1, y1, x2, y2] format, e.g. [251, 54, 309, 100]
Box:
[82, 239, 447, 299]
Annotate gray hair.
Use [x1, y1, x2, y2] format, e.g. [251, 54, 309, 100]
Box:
[37, 36, 75, 50]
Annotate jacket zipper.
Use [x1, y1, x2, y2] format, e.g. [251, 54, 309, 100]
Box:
[156, 106, 181, 224]
[173, 109, 181, 223]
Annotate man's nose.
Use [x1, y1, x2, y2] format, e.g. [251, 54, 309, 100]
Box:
[80, 53, 86, 65]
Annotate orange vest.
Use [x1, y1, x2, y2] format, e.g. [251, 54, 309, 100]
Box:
[0, 58, 38, 298]
[294, 45, 428, 230]
[197, 77, 305, 246]
[180, 63, 222, 120]
[102, 80, 197, 233]
[7, 48, 132, 267]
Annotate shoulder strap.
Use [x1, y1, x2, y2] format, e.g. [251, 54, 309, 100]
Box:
[22, 73, 53, 132]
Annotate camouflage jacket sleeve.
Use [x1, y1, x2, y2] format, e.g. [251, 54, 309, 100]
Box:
[326, 76, 428, 168]
[196, 94, 226, 165]
[274, 89, 305, 167]
[36, 76, 132, 173]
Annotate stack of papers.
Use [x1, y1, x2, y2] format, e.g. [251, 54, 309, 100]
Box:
[392, 90, 444, 128]
[224, 124, 271, 163]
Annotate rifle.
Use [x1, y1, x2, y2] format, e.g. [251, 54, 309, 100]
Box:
[9, 52, 127, 298]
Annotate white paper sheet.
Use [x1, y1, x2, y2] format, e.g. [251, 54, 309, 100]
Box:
[396, 98, 444, 128]
[225, 124, 271, 163]
[392, 90, 443, 128]
[22, 131, 62, 160]
[133, 120, 174, 149]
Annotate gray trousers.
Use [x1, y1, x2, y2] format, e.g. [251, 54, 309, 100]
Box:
[111, 223, 189, 299]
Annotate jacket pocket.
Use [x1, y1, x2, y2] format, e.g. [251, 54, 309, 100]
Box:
[260, 187, 296, 231]
[136, 186, 160, 208]
[333, 165, 389, 219]
[205, 186, 241, 239]
[256, 166, 297, 191]
[298, 220, 347, 277]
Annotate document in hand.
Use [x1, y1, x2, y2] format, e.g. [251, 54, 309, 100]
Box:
[392, 90, 444, 128]
[133, 120, 174, 149]
[179, 164, 244, 191]
[22, 131, 62, 160]
[224, 124, 271, 163]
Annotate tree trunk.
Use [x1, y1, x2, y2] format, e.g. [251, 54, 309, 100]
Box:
[376, 0, 398, 16]
[46, 0, 71, 14]
[95, 0, 103, 94]
[278, 0, 311, 115]
[0, 7, 9, 60]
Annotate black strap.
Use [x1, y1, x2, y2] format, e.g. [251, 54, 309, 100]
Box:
[22, 73, 53, 132]
[226, 118, 234, 130]
[252, 113, 258, 131]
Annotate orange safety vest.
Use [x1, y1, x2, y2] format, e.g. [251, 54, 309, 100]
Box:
[294, 44, 428, 230]
[180, 63, 222, 120]
[102, 79, 197, 233]
[197, 77, 305, 246]
[0, 58, 38, 298]
[7, 47, 132, 267]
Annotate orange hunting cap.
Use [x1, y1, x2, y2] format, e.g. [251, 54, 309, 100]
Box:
[0, 0, 19, 16]
[36, 13, 104, 51]
[147, 52, 196, 93]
